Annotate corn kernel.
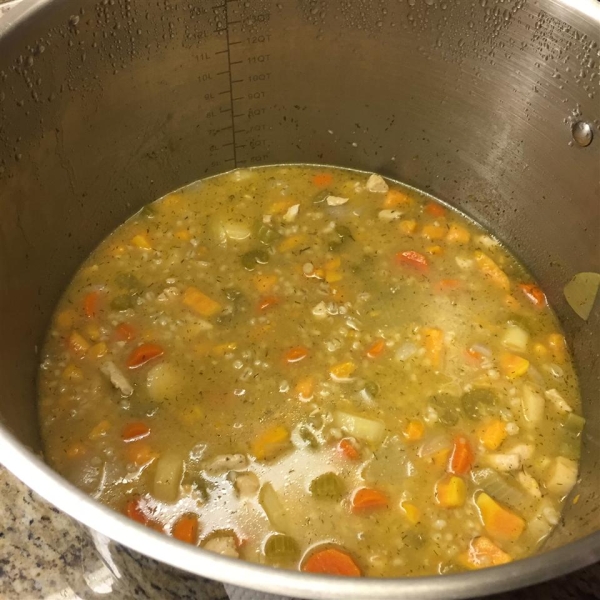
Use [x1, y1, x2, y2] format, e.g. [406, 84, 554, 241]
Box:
[131, 234, 152, 249]
[88, 342, 108, 359]
[398, 219, 417, 235]
[401, 502, 421, 525]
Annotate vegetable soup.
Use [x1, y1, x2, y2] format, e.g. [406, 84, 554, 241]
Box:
[38, 166, 583, 577]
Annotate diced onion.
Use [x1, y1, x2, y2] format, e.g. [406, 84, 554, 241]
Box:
[153, 452, 184, 502]
[366, 173, 389, 193]
[545, 389, 573, 413]
[546, 456, 578, 496]
[521, 384, 545, 427]
[396, 342, 418, 361]
[333, 411, 385, 444]
[502, 324, 529, 353]
[483, 453, 522, 472]
[418, 434, 452, 458]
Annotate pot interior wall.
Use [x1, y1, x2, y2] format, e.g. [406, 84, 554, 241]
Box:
[0, 0, 598, 554]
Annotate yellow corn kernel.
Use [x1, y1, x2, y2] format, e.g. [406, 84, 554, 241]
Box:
[422, 223, 446, 240]
[422, 327, 444, 368]
[477, 419, 507, 451]
[398, 219, 417, 235]
[252, 425, 290, 460]
[499, 353, 530, 379]
[179, 405, 205, 425]
[295, 377, 314, 401]
[131, 234, 152, 250]
[435, 475, 466, 508]
[329, 361, 356, 380]
[253, 274, 278, 293]
[474, 251, 510, 291]
[212, 342, 237, 357]
[269, 199, 295, 214]
[68, 331, 90, 355]
[325, 270, 343, 283]
[446, 224, 471, 244]
[56, 309, 77, 330]
[324, 257, 341, 270]
[403, 420, 425, 442]
[88, 342, 108, 359]
[66, 442, 87, 458]
[426, 245, 444, 255]
[175, 229, 192, 241]
[277, 234, 307, 253]
[183, 287, 221, 317]
[548, 333, 566, 363]
[400, 502, 421, 525]
[533, 342, 549, 359]
[83, 322, 101, 342]
[62, 364, 83, 381]
[384, 189, 411, 208]
[89, 420, 111, 440]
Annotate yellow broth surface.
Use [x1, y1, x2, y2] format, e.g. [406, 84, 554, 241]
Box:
[38, 166, 583, 577]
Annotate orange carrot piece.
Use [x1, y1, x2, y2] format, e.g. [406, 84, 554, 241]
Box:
[312, 173, 333, 187]
[122, 421, 151, 442]
[449, 435, 474, 475]
[366, 339, 386, 359]
[476, 493, 525, 542]
[172, 514, 199, 545]
[124, 441, 157, 466]
[302, 547, 361, 577]
[518, 283, 547, 308]
[351, 488, 389, 513]
[403, 420, 425, 442]
[425, 202, 446, 217]
[434, 279, 462, 293]
[125, 497, 148, 524]
[283, 346, 309, 364]
[295, 377, 314, 400]
[84, 291, 100, 318]
[395, 250, 429, 273]
[258, 295, 280, 312]
[338, 438, 360, 460]
[126, 343, 164, 369]
[115, 322, 136, 342]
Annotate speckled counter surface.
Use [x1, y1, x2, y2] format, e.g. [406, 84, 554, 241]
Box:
[1, 464, 599, 600]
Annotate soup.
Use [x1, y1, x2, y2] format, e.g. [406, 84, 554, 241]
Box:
[38, 166, 583, 577]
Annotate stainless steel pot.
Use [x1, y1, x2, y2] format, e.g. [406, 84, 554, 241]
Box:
[0, 0, 598, 598]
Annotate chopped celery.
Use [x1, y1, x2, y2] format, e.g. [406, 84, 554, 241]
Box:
[309, 472, 344, 500]
[259, 483, 288, 531]
[461, 388, 496, 420]
[263, 534, 300, 562]
[563, 413, 585, 435]
[471, 468, 527, 510]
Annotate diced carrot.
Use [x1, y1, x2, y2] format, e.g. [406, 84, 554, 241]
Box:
[252, 425, 290, 460]
[499, 353, 529, 379]
[325, 257, 341, 270]
[302, 547, 361, 577]
[435, 474, 466, 508]
[65, 442, 86, 458]
[395, 250, 429, 273]
[182, 287, 221, 317]
[325, 270, 343, 283]
[403, 420, 425, 442]
[425, 202, 446, 217]
[295, 377, 314, 400]
[426, 245, 444, 256]
[329, 361, 356, 380]
[459, 536, 512, 569]
[476, 492, 525, 542]
[312, 173, 333, 187]
[383, 189, 410, 208]
[422, 224, 446, 240]
[171, 514, 199, 545]
[253, 274, 278, 293]
[548, 333, 566, 363]
[366, 339, 386, 359]
[83, 291, 100, 318]
[398, 219, 418, 235]
[131, 234, 152, 249]
[465, 347, 483, 363]
[125, 497, 148, 524]
[351, 488, 389, 512]
[56, 309, 77, 330]
[449, 435, 474, 475]
[124, 441, 158, 466]
[126, 342, 164, 369]
[89, 420, 111, 440]
[121, 421, 151, 442]
[175, 229, 192, 241]
[434, 279, 462, 294]
[477, 419, 507, 451]
[400, 501, 421, 525]
[258, 295, 280, 311]
[474, 252, 510, 291]
[283, 346, 309, 364]
[277, 234, 307, 253]
[338, 438, 360, 460]
[422, 327, 444, 368]
[115, 322, 136, 341]
[519, 283, 547, 308]
[446, 223, 471, 244]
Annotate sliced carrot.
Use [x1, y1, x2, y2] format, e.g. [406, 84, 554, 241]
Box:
[125, 497, 148, 524]
[422, 327, 444, 368]
[477, 419, 507, 451]
[283, 346, 309, 364]
[84, 291, 100, 318]
[121, 421, 151, 442]
[395, 250, 429, 273]
[312, 173, 333, 187]
[182, 286, 221, 317]
[351, 487, 389, 513]
[383, 189, 410, 208]
[171, 514, 199, 545]
[434, 279, 462, 294]
[518, 283, 547, 308]
[338, 438, 360, 460]
[115, 322, 136, 341]
[435, 474, 466, 508]
[126, 342, 164, 369]
[425, 202, 446, 218]
[124, 441, 157, 466]
[253, 273, 278, 293]
[449, 435, 474, 475]
[458, 536, 512, 570]
[403, 420, 425, 442]
[252, 425, 290, 460]
[295, 377, 314, 400]
[302, 547, 361, 577]
[258, 295, 280, 312]
[476, 492, 525, 542]
[366, 339, 386, 359]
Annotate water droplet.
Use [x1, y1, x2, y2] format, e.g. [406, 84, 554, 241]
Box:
[571, 121, 593, 147]
[69, 15, 80, 27]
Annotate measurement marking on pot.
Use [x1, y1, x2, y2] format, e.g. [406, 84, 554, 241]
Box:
[213, 0, 272, 167]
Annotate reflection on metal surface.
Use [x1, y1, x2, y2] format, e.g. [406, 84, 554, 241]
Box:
[572, 121, 594, 147]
